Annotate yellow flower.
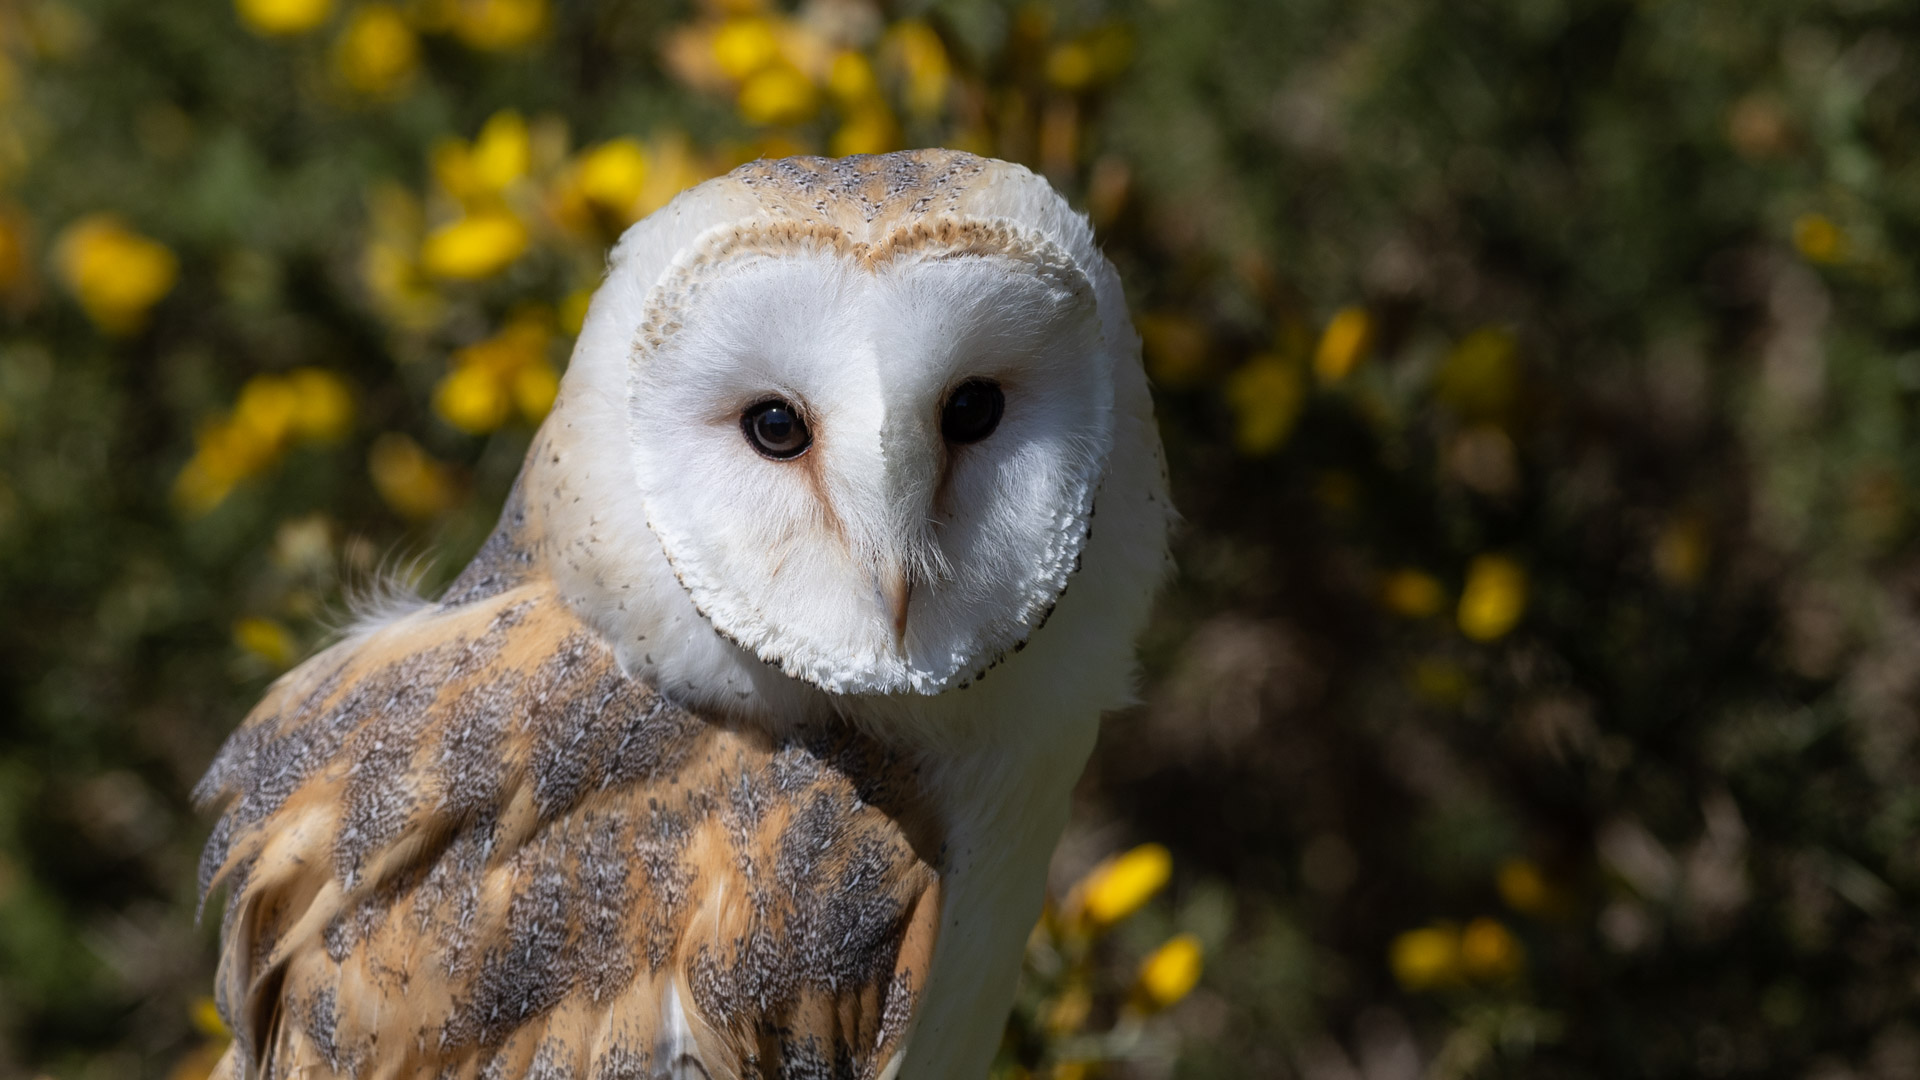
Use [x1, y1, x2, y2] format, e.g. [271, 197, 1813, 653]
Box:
[420, 211, 527, 279]
[435, 313, 554, 431]
[712, 16, 780, 80]
[1314, 306, 1371, 383]
[461, 311, 550, 373]
[333, 4, 418, 96]
[831, 104, 898, 157]
[1458, 917, 1524, 981]
[1457, 554, 1527, 642]
[737, 64, 817, 126]
[1381, 568, 1445, 618]
[1045, 42, 1095, 91]
[827, 50, 878, 104]
[189, 996, 229, 1038]
[434, 362, 511, 433]
[173, 455, 235, 516]
[174, 426, 260, 514]
[234, 374, 299, 447]
[369, 433, 457, 519]
[1653, 514, 1708, 587]
[1226, 354, 1304, 456]
[448, 0, 544, 50]
[1390, 925, 1459, 990]
[1074, 843, 1172, 927]
[233, 617, 296, 667]
[53, 214, 179, 334]
[1792, 212, 1843, 264]
[235, 0, 333, 36]
[1136, 933, 1204, 1009]
[286, 368, 354, 441]
[512, 362, 560, 422]
[471, 111, 532, 193]
[1135, 312, 1209, 387]
[1497, 858, 1556, 917]
[633, 131, 712, 220]
[885, 21, 950, 119]
[575, 138, 649, 222]
[1436, 327, 1519, 420]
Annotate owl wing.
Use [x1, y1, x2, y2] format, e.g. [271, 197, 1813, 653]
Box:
[195, 580, 943, 1080]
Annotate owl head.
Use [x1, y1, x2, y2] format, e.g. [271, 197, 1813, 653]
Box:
[533, 151, 1168, 708]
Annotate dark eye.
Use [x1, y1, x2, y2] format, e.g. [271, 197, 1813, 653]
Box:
[741, 399, 812, 459]
[941, 379, 1004, 445]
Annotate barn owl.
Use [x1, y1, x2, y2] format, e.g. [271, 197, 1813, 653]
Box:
[195, 149, 1173, 1080]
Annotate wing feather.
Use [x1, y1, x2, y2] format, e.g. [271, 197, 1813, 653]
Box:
[197, 581, 943, 1079]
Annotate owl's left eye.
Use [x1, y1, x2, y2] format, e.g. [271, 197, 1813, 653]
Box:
[742, 399, 812, 459]
[941, 379, 1004, 445]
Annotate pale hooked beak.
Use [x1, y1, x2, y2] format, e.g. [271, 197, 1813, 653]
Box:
[879, 568, 912, 655]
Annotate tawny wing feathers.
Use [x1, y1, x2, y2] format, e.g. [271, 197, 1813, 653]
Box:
[195, 580, 942, 1079]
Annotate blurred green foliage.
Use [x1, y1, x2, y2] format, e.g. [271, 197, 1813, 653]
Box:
[3, 0, 1920, 1076]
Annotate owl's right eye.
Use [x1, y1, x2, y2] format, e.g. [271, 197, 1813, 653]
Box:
[741, 399, 812, 460]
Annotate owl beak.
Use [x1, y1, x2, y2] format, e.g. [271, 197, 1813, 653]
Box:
[880, 569, 912, 654]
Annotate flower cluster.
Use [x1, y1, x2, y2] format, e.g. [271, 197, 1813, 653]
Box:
[52, 214, 177, 334]
[1001, 844, 1204, 1077]
[236, 0, 547, 83]
[173, 369, 354, 514]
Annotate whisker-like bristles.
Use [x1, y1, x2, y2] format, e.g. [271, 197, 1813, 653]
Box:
[327, 543, 433, 643]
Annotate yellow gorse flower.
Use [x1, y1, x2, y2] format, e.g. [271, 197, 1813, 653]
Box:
[1459, 917, 1524, 981]
[1136, 932, 1204, 1010]
[827, 51, 879, 104]
[1073, 842, 1172, 927]
[334, 4, 418, 96]
[1226, 353, 1304, 456]
[420, 211, 528, 279]
[1134, 312, 1208, 388]
[446, 0, 545, 50]
[1792, 212, 1843, 264]
[885, 21, 950, 119]
[368, 432, 457, 519]
[432, 111, 532, 206]
[469, 111, 532, 193]
[1390, 924, 1459, 990]
[53, 214, 179, 334]
[190, 995, 229, 1038]
[1394, 920, 1526, 990]
[1458, 554, 1527, 641]
[712, 16, 780, 80]
[233, 616, 296, 668]
[831, 105, 898, 158]
[573, 138, 650, 223]
[1381, 568, 1445, 618]
[236, 0, 334, 36]
[433, 312, 557, 433]
[1314, 306, 1371, 383]
[1045, 42, 1095, 91]
[1496, 857, 1566, 918]
[1653, 514, 1708, 587]
[173, 369, 354, 514]
[737, 64, 818, 126]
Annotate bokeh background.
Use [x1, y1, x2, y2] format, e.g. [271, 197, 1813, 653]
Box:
[3, 0, 1920, 1075]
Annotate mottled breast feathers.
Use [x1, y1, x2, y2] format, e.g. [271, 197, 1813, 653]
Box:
[194, 571, 944, 1079]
